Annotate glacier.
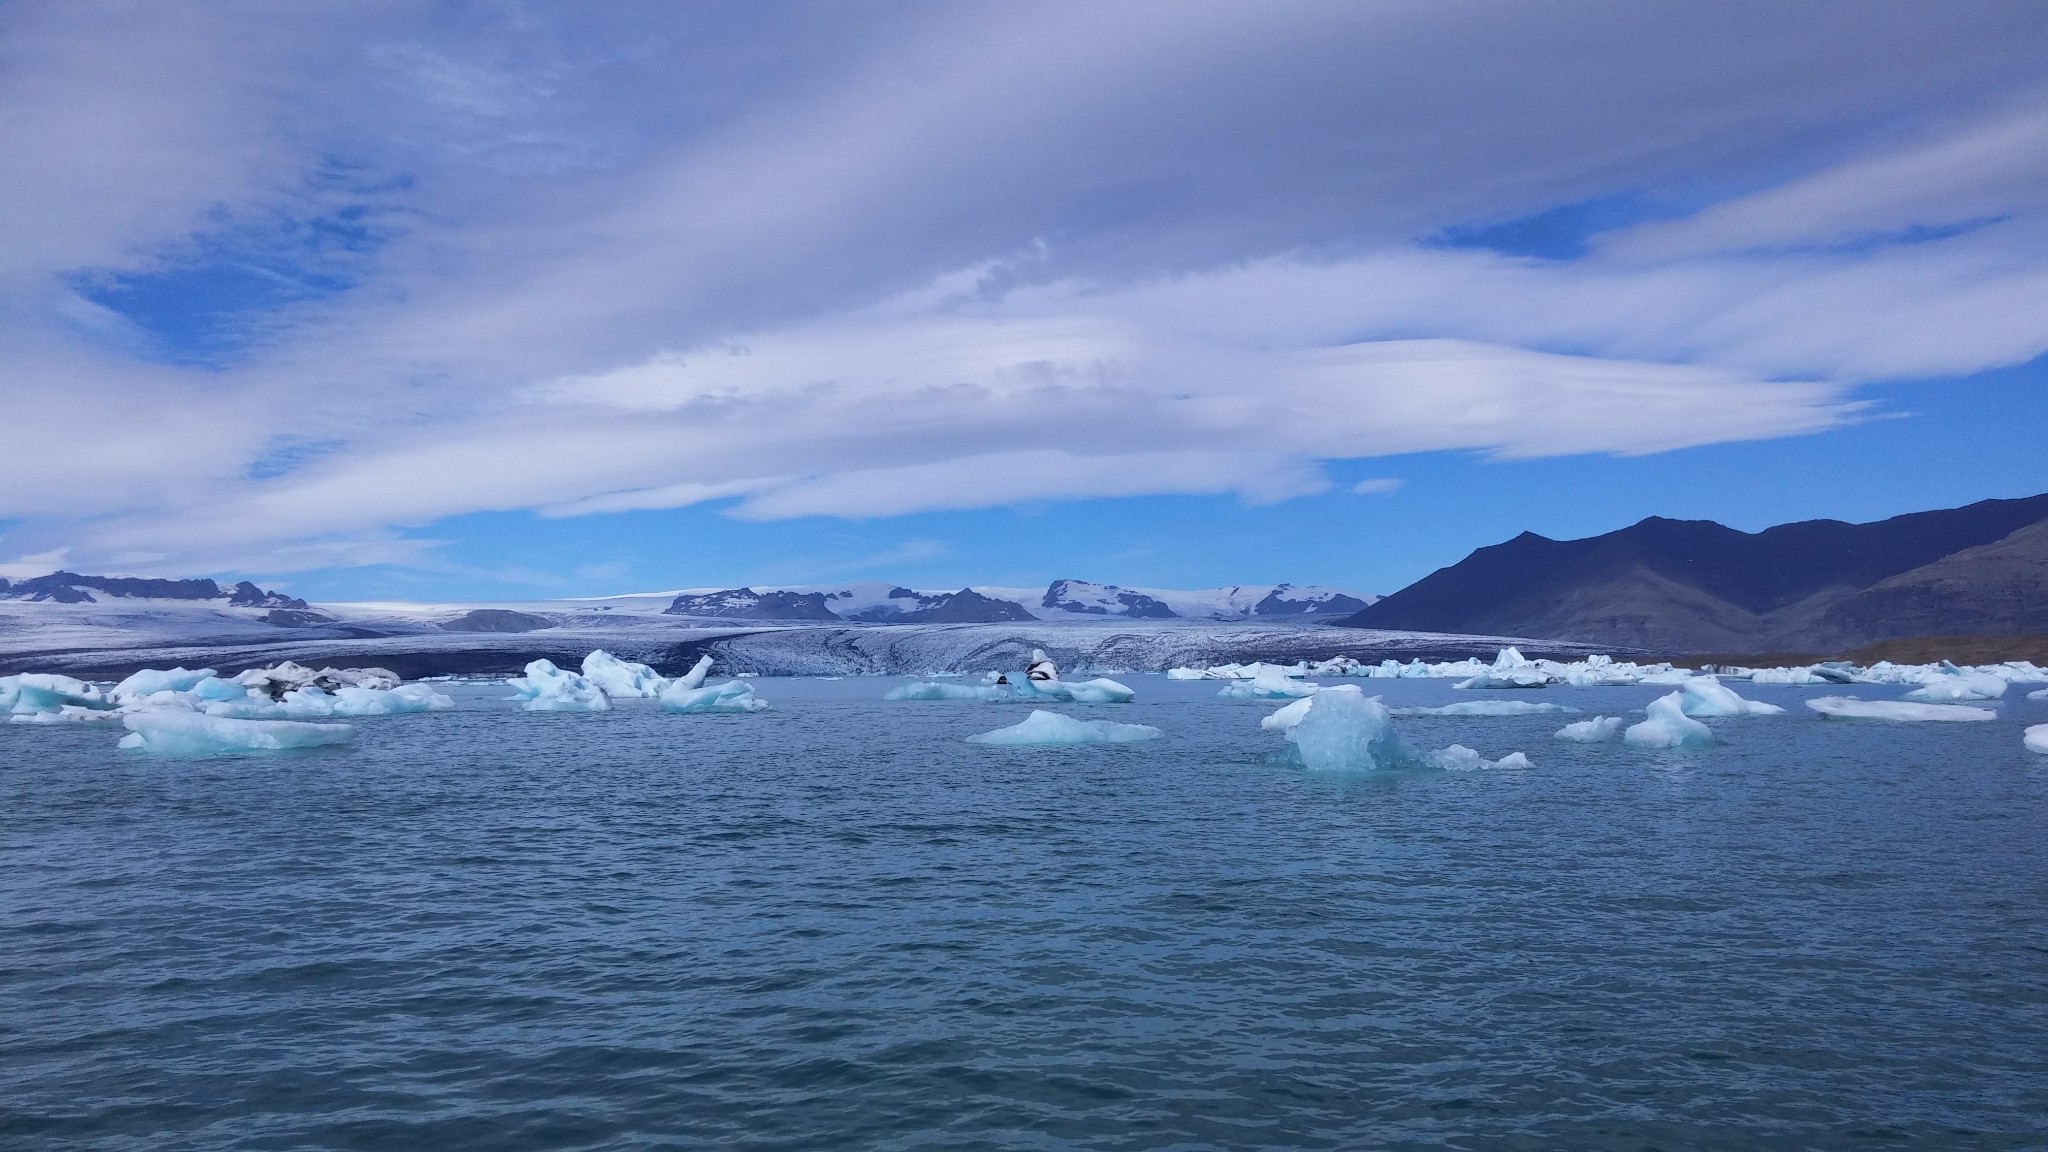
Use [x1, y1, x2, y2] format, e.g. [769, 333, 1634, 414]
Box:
[505, 659, 611, 712]
[1554, 716, 1625, 742]
[967, 709, 1161, 745]
[118, 711, 355, 755]
[1805, 697, 1997, 722]
[1625, 693, 1717, 750]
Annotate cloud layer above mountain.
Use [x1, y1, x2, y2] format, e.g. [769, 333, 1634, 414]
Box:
[4, 1, 2047, 574]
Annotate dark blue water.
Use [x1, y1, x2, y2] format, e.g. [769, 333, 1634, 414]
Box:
[5, 677, 2047, 1150]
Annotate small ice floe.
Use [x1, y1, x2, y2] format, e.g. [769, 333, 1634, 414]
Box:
[1554, 716, 1625, 742]
[580, 650, 668, 699]
[118, 711, 353, 755]
[886, 680, 1009, 701]
[659, 678, 768, 713]
[2026, 725, 2048, 754]
[1452, 669, 1555, 690]
[967, 709, 1161, 745]
[1805, 697, 1996, 722]
[1427, 744, 1534, 770]
[1674, 677, 1785, 717]
[1016, 676, 1137, 704]
[1624, 692, 1717, 749]
[1901, 671, 2008, 703]
[505, 659, 610, 711]
[1391, 700, 1580, 717]
[2030, 687, 2048, 700]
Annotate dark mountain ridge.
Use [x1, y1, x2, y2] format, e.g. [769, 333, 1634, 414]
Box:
[0, 571, 306, 609]
[1341, 494, 2048, 652]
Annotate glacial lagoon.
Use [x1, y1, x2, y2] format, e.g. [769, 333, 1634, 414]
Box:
[4, 674, 2047, 1149]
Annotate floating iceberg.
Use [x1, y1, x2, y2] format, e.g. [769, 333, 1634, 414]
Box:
[237, 661, 399, 699]
[1284, 690, 1420, 772]
[1258, 685, 1364, 732]
[1675, 677, 1785, 717]
[110, 667, 216, 704]
[672, 655, 714, 692]
[505, 659, 610, 711]
[967, 709, 1161, 745]
[1392, 700, 1580, 717]
[659, 679, 768, 713]
[207, 682, 455, 719]
[581, 650, 668, 698]
[1805, 697, 1996, 722]
[1625, 693, 1717, 749]
[1900, 671, 2008, 702]
[2032, 687, 2048, 701]
[1017, 677, 1138, 704]
[2, 673, 114, 716]
[1452, 670, 1555, 690]
[887, 680, 1008, 701]
[2027, 725, 2048, 754]
[1427, 744, 1534, 770]
[1218, 665, 1319, 700]
[1554, 716, 1625, 742]
[10, 705, 123, 725]
[118, 711, 354, 755]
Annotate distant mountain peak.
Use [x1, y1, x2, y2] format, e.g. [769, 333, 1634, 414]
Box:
[0, 571, 306, 609]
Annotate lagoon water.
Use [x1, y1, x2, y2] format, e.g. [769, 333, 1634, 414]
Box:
[5, 676, 2047, 1150]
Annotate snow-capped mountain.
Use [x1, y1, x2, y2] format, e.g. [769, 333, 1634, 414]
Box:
[657, 579, 1375, 622]
[0, 571, 306, 609]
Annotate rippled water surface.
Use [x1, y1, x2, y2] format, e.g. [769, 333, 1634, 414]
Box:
[5, 676, 2047, 1150]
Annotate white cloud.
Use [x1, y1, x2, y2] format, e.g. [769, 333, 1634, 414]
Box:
[1351, 479, 1402, 495]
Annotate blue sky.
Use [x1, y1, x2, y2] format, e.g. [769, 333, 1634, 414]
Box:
[3, 2, 2047, 601]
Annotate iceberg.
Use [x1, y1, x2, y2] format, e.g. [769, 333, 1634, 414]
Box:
[111, 667, 216, 704]
[2032, 687, 2048, 701]
[1025, 649, 1059, 683]
[1901, 671, 2008, 702]
[237, 661, 400, 699]
[1217, 665, 1319, 700]
[672, 654, 714, 692]
[1805, 697, 1996, 722]
[1017, 676, 1138, 704]
[118, 711, 354, 755]
[1259, 685, 1364, 732]
[967, 709, 1161, 745]
[10, 705, 124, 725]
[1284, 690, 1420, 772]
[887, 680, 1008, 701]
[581, 650, 668, 698]
[1452, 670, 1555, 690]
[659, 679, 768, 713]
[331, 684, 455, 715]
[2026, 724, 2048, 754]
[1624, 692, 1717, 749]
[505, 659, 610, 712]
[1427, 744, 1534, 770]
[1392, 700, 1580, 717]
[1554, 716, 1625, 742]
[1675, 677, 1785, 717]
[207, 682, 455, 719]
[2, 672, 114, 716]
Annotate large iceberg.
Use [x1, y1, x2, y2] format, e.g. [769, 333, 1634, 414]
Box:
[967, 709, 1161, 745]
[1675, 677, 1785, 717]
[111, 667, 216, 704]
[2027, 724, 2048, 754]
[581, 650, 668, 699]
[1283, 690, 1420, 772]
[1016, 676, 1138, 704]
[1258, 686, 1363, 733]
[659, 678, 768, 713]
[505, 659, 610, 712]
[1805, 697, 1996, 722]
[237, 661, 400, 699]
[1392, 700, 1580, 717]
[1554, 716, 1625, 742]
[2, 673, 114, 717]
[118, 711, 354, 755]
[208, 683, 455, 718]
[1624, 692, 1717, 749]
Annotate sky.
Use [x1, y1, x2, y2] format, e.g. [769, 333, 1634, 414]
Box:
[3, 1, 2047, 602]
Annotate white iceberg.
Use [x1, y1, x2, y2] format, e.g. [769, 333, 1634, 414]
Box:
[1025, 649, 1059, 683]
[659, 679, 768, 713]
[111, 667, 217, 704]
[1427, 744, 1534, 770]
[1218, 665, 1319, 700]
[2026, 724, 2048, 754]
[118, 711, 354, 755]
[1624, 693, 1717, 749]
[1452, 670, 1555, 690]
[10, 705, 124, 725]
[2030, 687, 2048, 701]
[672, 654, 714, 692]
[581, 650, 668, 698]
[1901, 671, 2008, 702]
[505, 659, 610, 712]
[1018, 677, 1138, 704]
[1392, 700, 1580, 717]
[1554, 716, 1625, 742]
[1675, 677, 1785, 717]
[1258, 685, 1363, 733]
[967, 709, 1161, 745]
[887, 680, 1008, 701]
[1805, 696, 1996, 722]
[1284, 690, 1420, 772]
